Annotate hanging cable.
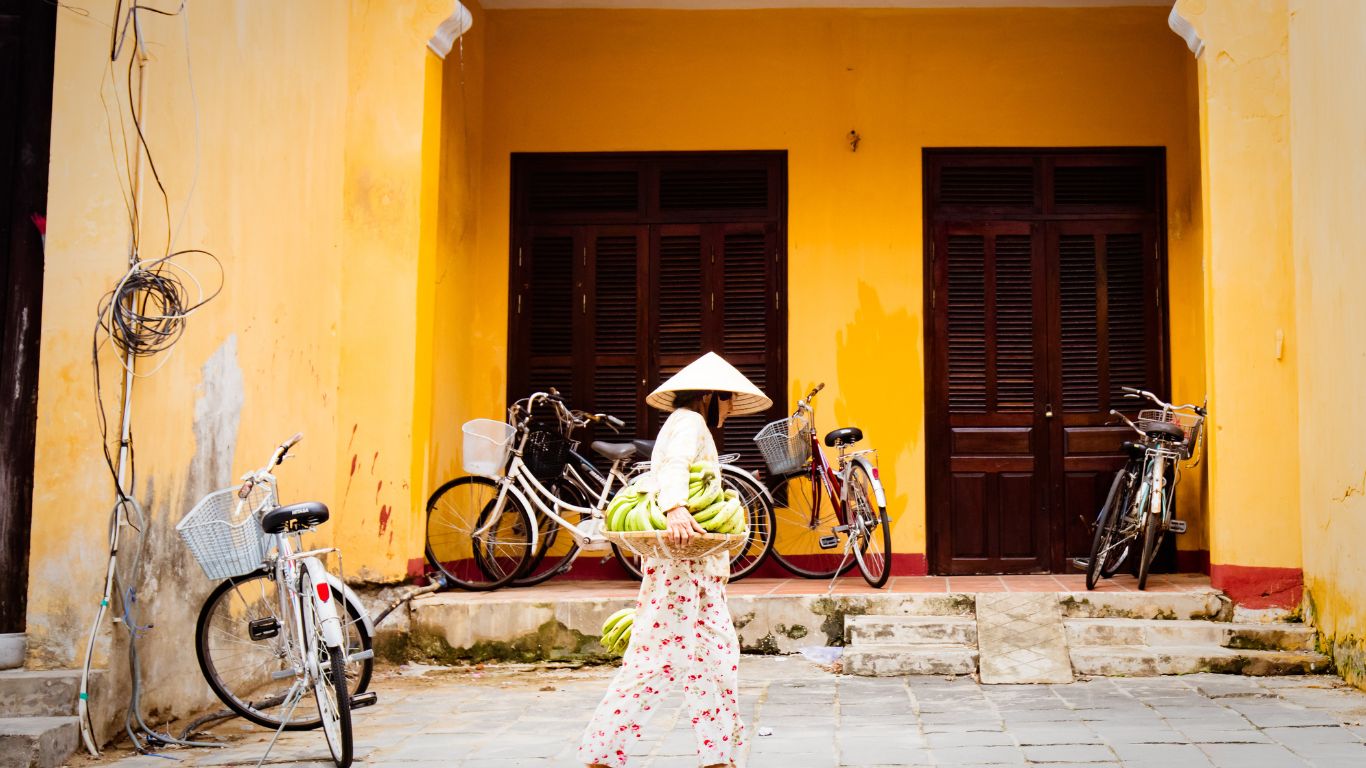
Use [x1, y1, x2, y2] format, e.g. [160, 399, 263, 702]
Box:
[80, 0, 223, 757]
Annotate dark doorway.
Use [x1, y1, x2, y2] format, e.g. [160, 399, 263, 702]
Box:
[924, 149, 1169, 575]
[0, 0, 56, 634]
[507, 152, 787, 479]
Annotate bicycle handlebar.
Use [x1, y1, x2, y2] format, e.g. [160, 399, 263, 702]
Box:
[1120, 387, 1206, 416]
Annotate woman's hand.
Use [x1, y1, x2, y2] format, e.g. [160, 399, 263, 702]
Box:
[665, 506, 705, 547]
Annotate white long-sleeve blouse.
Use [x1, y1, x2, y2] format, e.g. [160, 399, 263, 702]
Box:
[650, 407, 719, 512]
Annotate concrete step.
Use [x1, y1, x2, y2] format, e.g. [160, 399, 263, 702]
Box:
[1065, 619, 1318, 651]
[1070, 645, 1334, 677]
[0, 669, 96, 717]
[0, 716, 80, 768]
[843, 644, 979, 677]
[845, 615, 977, 646]
[1058, 590, 1233, 621]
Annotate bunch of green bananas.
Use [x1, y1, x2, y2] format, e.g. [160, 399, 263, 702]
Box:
[600, 608, 634, 655]
[602, 462, 747, 535]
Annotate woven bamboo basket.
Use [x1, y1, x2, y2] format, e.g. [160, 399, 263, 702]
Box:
[602, 529, 746, 560]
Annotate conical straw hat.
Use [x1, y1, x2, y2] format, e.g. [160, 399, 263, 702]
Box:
[646, 352, 773, 416]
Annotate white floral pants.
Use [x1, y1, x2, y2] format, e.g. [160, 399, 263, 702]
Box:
[579, 555, 745, 767]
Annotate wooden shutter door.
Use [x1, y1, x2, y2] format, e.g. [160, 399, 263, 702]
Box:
[929, 221, 1051, 574]
[1048, 221, 1164, 565]
[647, 224, 708, 432]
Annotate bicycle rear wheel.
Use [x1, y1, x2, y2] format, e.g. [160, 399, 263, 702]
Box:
[508, 480, 589, 587]
[195, 570, 372, 731]
[847, 464, 891, 588]
[768, 471, 857, 579]
[426, 476, 535, 590]
[302, 571, 352, 768]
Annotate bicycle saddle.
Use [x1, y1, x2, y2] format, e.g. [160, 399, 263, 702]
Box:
[633, 439, 656, 456]
[591, 441, 637, 462]
[1144, 421, 1187, 442]
[262, 501, 330, 534]
[824, 427, 863, 447]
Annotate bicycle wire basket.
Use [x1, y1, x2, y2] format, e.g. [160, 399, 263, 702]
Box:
[1135, 409, 1204, 458]
[754, 413, 813, 476]
[176, 482, 276, 580]
[524, 429, 570, 484]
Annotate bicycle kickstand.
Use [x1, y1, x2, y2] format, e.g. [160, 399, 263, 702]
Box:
[254, 680, 308, 768]
[825, 526, 857, 596]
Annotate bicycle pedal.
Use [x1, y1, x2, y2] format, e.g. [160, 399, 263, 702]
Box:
[1068, 557, 1090, 572]
[349, 649, 375, 663]
[1167, 519, 1188, 534]
[351, 691, 378, 710]
[248, 617, 280, 641]
[271, 667, 301, 681]
[817, 535, 840, 550]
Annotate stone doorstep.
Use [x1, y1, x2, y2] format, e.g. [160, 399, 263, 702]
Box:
[1070, 645, 1334, 677]
[842, 644, 980, 677]
[1065, 619, 1318, 651]
[844, 615, 977, 646]
[0, 716, 80, 768]
[0, 669, 102, 718]
[1057, 590, 1234, 621]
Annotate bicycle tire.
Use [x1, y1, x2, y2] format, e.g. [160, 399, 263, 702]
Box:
[195, 570, 372, 731]
[426, 475, 535, 591]
[767, 471, 858, 579]
[301, 571, 352, 768]
[1136, 460, 1166, 591]
[847, 464, 892, 588]
[725, 471, 776, 582]
[1087, 466, 1134, 589]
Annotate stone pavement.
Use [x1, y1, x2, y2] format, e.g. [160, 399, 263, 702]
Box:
[83, 657, 1366, 768]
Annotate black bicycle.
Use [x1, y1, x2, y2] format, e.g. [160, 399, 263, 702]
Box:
[1086, 387, 1206, 590]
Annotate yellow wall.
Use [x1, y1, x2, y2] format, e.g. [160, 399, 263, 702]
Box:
[30, 0, 448, 721]
[1178, 0, 1303, 589]
[1287, 0, 1366, 685]
[438, 6, 1207, 564]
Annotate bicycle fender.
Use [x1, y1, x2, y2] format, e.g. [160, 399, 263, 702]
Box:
[720, 464, 775, 504]
[301, 557, 346, 649]
[327, 575, 377, 639]
[851, 456, 888, 509]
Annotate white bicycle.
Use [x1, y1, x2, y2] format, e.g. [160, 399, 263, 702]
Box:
[179, 435, 370, 767]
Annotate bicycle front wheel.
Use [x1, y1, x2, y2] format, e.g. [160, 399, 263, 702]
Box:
[1087, 464, 1136, 590]
[768, 472, 857, 579]
[426, 476, 535, 590]
[302, 572, 352, 768]
[846, 464, 891, 588]
[195, 570, 372, 731]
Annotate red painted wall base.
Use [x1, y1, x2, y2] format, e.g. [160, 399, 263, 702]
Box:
[1211, 563, 1303, 609]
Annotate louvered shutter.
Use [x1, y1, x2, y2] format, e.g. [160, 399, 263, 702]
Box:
[587, 227, 648, 441]
[514, 229, 577, 402]
[1054, 224, 1159, 414]
[719, 223, 780, 476]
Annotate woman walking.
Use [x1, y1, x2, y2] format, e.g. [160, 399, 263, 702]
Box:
[580, 352, 771, 768]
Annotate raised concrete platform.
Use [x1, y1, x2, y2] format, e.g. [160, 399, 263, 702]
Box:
[397, 574, 1225, 664]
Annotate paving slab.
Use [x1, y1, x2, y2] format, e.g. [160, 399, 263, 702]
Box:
[976, 592, 1074, 684]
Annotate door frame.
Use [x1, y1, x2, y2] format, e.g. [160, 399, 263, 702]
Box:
[922, 147, 1171, 576]
[0, 0, 56, 634]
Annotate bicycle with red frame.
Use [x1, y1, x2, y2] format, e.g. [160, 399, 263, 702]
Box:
[755, 383, 892, 588]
